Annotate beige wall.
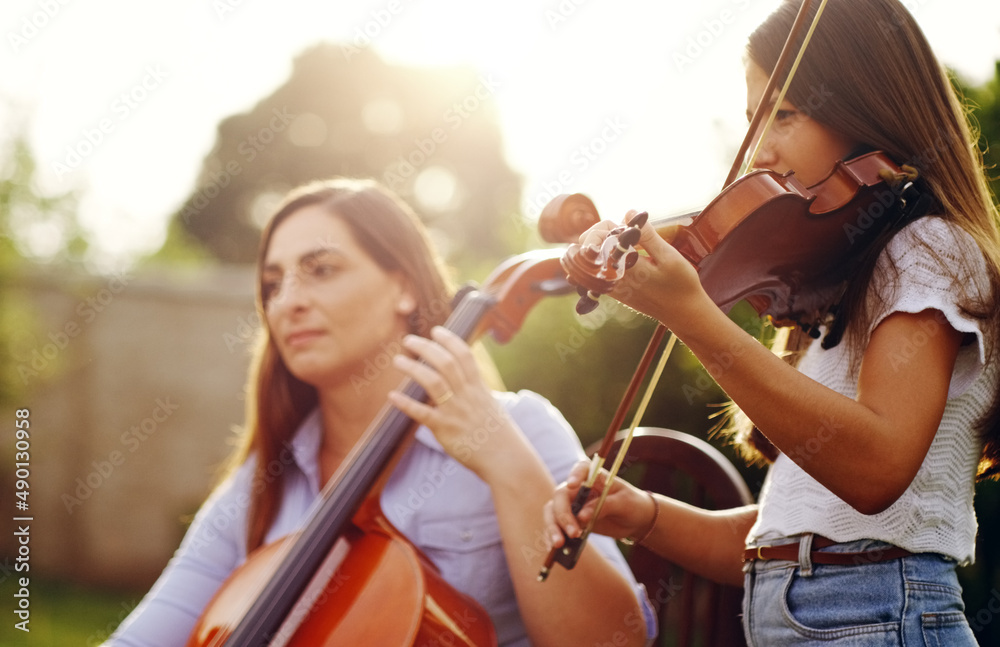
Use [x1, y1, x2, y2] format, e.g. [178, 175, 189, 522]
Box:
[3, 264, 258, 590]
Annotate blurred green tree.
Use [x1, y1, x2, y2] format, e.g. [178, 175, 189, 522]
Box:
[0, 123, 84, 408]
[954, 62, 1000, 647]
[961, 61, 1000, 202]
[171, 45, 524, 274]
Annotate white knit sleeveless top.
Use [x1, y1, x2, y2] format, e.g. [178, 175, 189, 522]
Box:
[748, 216, 994, 565]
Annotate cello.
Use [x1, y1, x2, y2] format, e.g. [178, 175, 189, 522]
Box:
[186, 248, 574, 646]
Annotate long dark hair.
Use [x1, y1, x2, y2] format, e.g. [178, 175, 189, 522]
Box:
[233, 178, 456, 551]
[726, 0, 1000, 479]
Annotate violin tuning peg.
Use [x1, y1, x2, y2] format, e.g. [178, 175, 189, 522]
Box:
[575, 291, 600, 315]
[627, 211, 649, 229]
[617, 226, 641, 249]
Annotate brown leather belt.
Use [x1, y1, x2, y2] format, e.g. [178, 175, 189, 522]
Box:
[743, 535, 912, 566]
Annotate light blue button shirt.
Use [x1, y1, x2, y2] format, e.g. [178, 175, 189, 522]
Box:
[106, 390, 656, 646]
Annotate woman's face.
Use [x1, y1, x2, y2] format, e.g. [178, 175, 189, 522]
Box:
[261, 205, 415, 387]
[744, 61, 860, 187]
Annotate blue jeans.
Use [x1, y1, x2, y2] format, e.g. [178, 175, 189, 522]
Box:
[742, 535, 977, 645]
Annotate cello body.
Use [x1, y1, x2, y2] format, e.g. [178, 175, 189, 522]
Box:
[186, 497, 496, 647]
[182, 250, 570, 646]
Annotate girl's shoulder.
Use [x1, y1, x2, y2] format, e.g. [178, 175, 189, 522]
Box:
[884, 216, 982, 265]
[876, 215, 989, 295]
[869, 215, 993, 359]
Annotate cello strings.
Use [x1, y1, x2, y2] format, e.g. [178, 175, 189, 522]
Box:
[201, 291, 489, 644]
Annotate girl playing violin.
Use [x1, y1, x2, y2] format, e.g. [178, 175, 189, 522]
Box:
[106, 178, 655, 646]
[545, 0, 1000, 644]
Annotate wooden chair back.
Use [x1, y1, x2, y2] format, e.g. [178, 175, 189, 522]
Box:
[588, 427, 753, 647]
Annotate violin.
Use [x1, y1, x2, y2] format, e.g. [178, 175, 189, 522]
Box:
[547, 151, 924, 331]
[533, 0, 937, 583]
[535, 153, 926, 578]
[186, 249, 574, 646]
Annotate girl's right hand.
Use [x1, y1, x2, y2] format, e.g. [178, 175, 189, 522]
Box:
[543, 460, 655, 548]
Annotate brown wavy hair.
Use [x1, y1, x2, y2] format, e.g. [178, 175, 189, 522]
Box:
[229, 178, 457, 552]
[725, 0, 1000, 479]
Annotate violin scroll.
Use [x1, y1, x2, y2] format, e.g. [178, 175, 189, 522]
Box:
[562, 212, 647, 314]
[549, 152, 924, 328]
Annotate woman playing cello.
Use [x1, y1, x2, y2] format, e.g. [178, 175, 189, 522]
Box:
[545, 0, 1000, 644]
[105, 178, 655, 646]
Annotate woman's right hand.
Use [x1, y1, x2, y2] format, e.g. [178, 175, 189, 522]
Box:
[543, 460, 656, 548]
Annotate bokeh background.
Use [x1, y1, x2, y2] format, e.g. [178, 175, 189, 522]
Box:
[1, 0, 999, 644]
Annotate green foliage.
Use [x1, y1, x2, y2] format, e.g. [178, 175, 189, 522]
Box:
[0, 129, 80, 407]
[140, 217, 215, 268]
[0, 577, 138, 647]
[170, 45, 524, 270]
[0, 117, 95, 408]
[956, 61, 1000, 202]
[949, 64, 1000, 646]
[958, 479, 1000, 646]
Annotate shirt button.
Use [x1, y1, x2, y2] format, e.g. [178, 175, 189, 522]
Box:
[460, 530, 474, 542]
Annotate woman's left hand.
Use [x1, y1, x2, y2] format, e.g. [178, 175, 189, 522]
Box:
[388, 326, 514, 480]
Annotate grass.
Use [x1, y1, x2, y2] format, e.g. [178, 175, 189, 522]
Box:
[0, 577, 139, 647]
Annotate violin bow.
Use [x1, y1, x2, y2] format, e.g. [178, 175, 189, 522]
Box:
[538, 0, 828, 581]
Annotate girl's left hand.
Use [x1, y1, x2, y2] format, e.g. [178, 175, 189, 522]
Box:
[578, 210, 708, 329]
[388, 326, 513, 480]
[624, 210, 707, 325]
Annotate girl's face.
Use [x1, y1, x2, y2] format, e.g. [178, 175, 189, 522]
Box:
[261, 205, 415, 388]
[744, 62, 860, 187]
